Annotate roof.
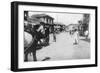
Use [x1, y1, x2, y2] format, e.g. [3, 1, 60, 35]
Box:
[27, 17, 41, 24]
[67, 24, 79, 27]
[31, 14, 54, 19]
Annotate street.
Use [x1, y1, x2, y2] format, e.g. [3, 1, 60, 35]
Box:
[27, 32, 90, 61]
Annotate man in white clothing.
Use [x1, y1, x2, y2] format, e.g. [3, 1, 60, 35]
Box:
[73, 29, 79, 45]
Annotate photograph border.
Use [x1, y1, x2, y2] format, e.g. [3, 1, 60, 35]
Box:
[11, 1, 98, 72]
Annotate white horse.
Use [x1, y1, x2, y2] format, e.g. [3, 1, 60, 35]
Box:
[24, 25, 45, 61]
[24, 31, 36, 61]
[24, 31, 33, 49]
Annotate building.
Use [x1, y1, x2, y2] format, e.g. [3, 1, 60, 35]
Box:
[78, 14, 90, 36]
[31, 14, 54, 24]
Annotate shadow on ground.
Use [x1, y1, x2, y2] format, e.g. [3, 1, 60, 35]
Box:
[80, 38, 90, 43]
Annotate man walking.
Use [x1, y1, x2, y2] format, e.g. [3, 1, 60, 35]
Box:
[73, 29, 79, 45]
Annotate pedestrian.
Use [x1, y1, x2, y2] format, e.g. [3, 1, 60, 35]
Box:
[45, 27, 50, 45]
[53, 26, 56, 42]
[73, 29, 79, 45]
[85, 30, 89, 39]
[53, 32, 56, 42]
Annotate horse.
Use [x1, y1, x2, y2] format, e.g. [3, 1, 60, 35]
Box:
[24, 31, 37, 61]
[24, 24, 47, 61]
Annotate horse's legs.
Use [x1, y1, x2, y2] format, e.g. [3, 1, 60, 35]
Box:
[30, 38, 37, 61]
[24, 52, 28, 62]
[32, 50, 37, 61]
[24, 47, 32, 62]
